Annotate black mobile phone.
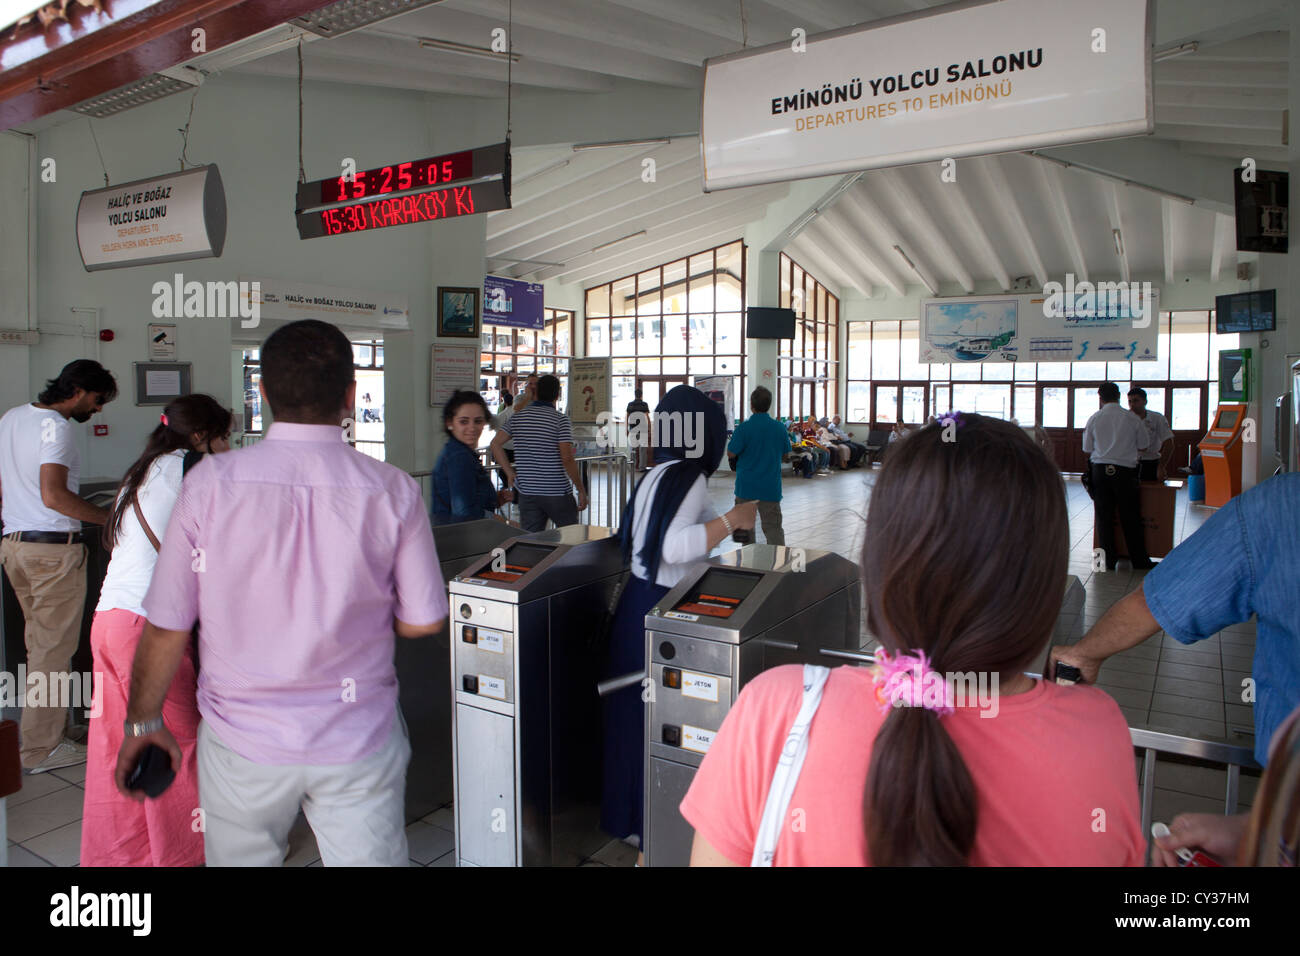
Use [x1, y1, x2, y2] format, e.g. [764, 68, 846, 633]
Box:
[126, 744, 176, 798]
[1053, 661, 1083, 685]
[732, 528, 755, 545]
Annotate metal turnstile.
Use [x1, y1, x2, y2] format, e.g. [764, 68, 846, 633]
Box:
[397, 518, 521, 823]
[449, 525, 626, 866]
[643, 544, 862, 867]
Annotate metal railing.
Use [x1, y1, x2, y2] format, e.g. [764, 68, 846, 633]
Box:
[410, 451, 635, 532]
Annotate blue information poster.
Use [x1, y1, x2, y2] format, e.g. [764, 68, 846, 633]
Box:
[483, 274, 545, 330]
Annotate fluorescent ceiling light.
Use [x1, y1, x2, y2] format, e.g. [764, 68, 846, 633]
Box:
[894, 244, 936, 296]
[419, 37, 521, 62]
[183, 23, 316, 74]
[487, 256, 565, 267]
[1154, 41, 1198, 62]
[513, 157, 571, 188]
[70, 71, 200, 119]
[591, 230, 647, 252]
[293, 0, 448, 39]
[573, 138, 671, 151]
[1023, 151, 1196, 206]
[1113, 228, 1124, 257]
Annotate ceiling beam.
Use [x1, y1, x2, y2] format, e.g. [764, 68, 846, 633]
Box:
[1209, 213, 1230, 283]
[1156, 105, 1282, 130]
[1154, 85, 1288, 110]
[552, 216, 754, 285]
[875, 166, 976, 292]
[1161, 198, 1176, 284]
[1036, 160, 1089, 284]
[810, 212, 906, 298]
[1155, 61, 1287, 89]
[235, 50, 507, 97]
[930, 165, 1013, 291]
[508, 187, 784, 279]
[976, 155, 1049, 289]
[833, 188, 913, 295]
[1176, 141, 1290, 163]
[791, 232, 874, 298]
[785, 236, 849, 298]
[575, 227, 751, 289]
[1156, 123, 1283, 147]
[1103, 181, 1131, 285]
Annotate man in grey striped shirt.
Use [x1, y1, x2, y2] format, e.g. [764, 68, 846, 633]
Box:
[491, 374, 588, 532]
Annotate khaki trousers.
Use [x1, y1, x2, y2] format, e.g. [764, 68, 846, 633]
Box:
[734, 497, 785, 546]
[0, 537, 87, 767]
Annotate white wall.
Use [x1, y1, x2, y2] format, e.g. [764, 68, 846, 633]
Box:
[28, 71, 491, 482]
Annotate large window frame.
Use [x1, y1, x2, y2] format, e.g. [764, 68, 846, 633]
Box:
[481, 308, 573, 413]
[584, 239, 746, 421]
[847, 312, 1236, 466]
[777, 252, 839, 421]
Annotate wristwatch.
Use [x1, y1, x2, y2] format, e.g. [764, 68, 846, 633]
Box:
[123, 716, 165, 737]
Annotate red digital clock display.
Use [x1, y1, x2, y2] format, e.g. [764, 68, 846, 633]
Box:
[296, 180, 510, 240]
[296, 142, 507, 211]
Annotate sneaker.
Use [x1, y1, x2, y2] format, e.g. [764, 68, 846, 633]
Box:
[23, 739, 88, 775]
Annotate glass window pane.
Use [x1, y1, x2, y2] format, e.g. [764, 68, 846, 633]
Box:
[872, 323, 900, 379]
[900, 321, 927, 379]
[586, 286, 610, 318]
[1171, 387, 1201, 430]
[1014, 386, 1036, 426]
[1139, 387, 1166, 417]
[848, 381, 870, 421]
[1107, 362, 1132, 381]
[1037, 361, 1071, 380]
[611, 276, 635, 317]
[1146, 312, 1171, 380]
[662, 356, 687, 375]
[1014, 361, 1036, 380]
[690, 356, 715, 375]
[875, 386, 897, 423]
[636, 269, 661, 317]
[1073, 388, 1099, 429]
[612, 316, 634, 356]
[930, 384, 951, 417]
[1072, 361, 1107, 380]
[662, 260, 688, 314]
[950, 362, 980, 381]
[848, 323, 870, 380]
[930, 363, 951, 382]
[689, 256, 716, 313]
[716, 313, 741, 355]
[375, 345, 384, 367]
[780, 254, 791, 310]
[588, 318, 609, 356]
[1207, 380, 1218, 414]
[1042, 386, 1068, 428]
[637, 358, 660, 375]
[661, 314, 686, 355]
[1170, 311, 1209, 380]
[901, 386, 926, 424]
[981, 360, 1014, 381]
[954, 383, 1010, 419]
[689, 315, 715, 354]
[715, 242, 744, 311]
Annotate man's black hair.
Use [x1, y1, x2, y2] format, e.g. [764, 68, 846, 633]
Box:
[260, 320, 354, 423]
[1127, 387, 1147, 400]
[38, 359, 118, 405]
[1098, 382, 1121, 403]
[750, 386, 772, 414]
[536, 374, 561, 403]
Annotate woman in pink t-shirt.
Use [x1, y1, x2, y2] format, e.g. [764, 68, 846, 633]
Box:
[681, 413, 1145, 866]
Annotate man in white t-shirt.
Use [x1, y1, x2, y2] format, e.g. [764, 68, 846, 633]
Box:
[0, 360, 118, 773]
[1128, 387, 1174, 482]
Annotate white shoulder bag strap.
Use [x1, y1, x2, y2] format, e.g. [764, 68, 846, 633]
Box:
[750, 664, 832, 867]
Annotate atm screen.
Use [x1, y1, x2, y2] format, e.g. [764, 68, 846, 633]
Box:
[1215, 410, 1239, 429]
[673, 568, 763, 618]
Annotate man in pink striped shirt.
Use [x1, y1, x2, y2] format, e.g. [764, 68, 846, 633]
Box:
[114, 320, 447, 866]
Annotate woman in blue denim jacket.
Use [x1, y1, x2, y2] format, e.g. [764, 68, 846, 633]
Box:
[432, 391, 513, 525]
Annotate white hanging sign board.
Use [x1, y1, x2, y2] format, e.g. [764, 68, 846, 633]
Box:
[701, 0, 1153, 191]
[76, 165, 226, 271]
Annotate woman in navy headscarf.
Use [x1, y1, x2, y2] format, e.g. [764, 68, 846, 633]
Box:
[601, 385, 756, 861]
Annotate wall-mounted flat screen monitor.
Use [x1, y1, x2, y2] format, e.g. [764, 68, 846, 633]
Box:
[1215, 290, 1276, 333]
[746, 307, 796, 339]
[1214, 409, 1240, 429]
[1233, 168, 1288, 253]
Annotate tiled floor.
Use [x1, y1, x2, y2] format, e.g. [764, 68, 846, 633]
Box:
[4, 466, 1259, 866]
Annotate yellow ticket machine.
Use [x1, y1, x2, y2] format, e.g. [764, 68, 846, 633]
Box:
[1199, 404, 1248, 507]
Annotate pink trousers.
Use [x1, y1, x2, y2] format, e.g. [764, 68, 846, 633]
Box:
[80, 608, 204, 867]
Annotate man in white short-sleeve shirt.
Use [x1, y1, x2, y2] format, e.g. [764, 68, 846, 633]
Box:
[1082, 381, 1151, 572]
[0, 360, 117, 772]
[1127, 387, 1174, 482]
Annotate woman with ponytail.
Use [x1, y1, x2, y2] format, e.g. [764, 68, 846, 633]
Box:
[601, 385, 756, 861]
[682, 413, 1144, 866]
[81, 394, 233, 866]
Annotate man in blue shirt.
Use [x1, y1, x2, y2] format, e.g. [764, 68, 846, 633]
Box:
[1051, 472, 1300, 767]
[727, 386, 792, 545]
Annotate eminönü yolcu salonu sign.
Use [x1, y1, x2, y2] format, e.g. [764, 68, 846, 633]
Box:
[700, 0, 1153, 191]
